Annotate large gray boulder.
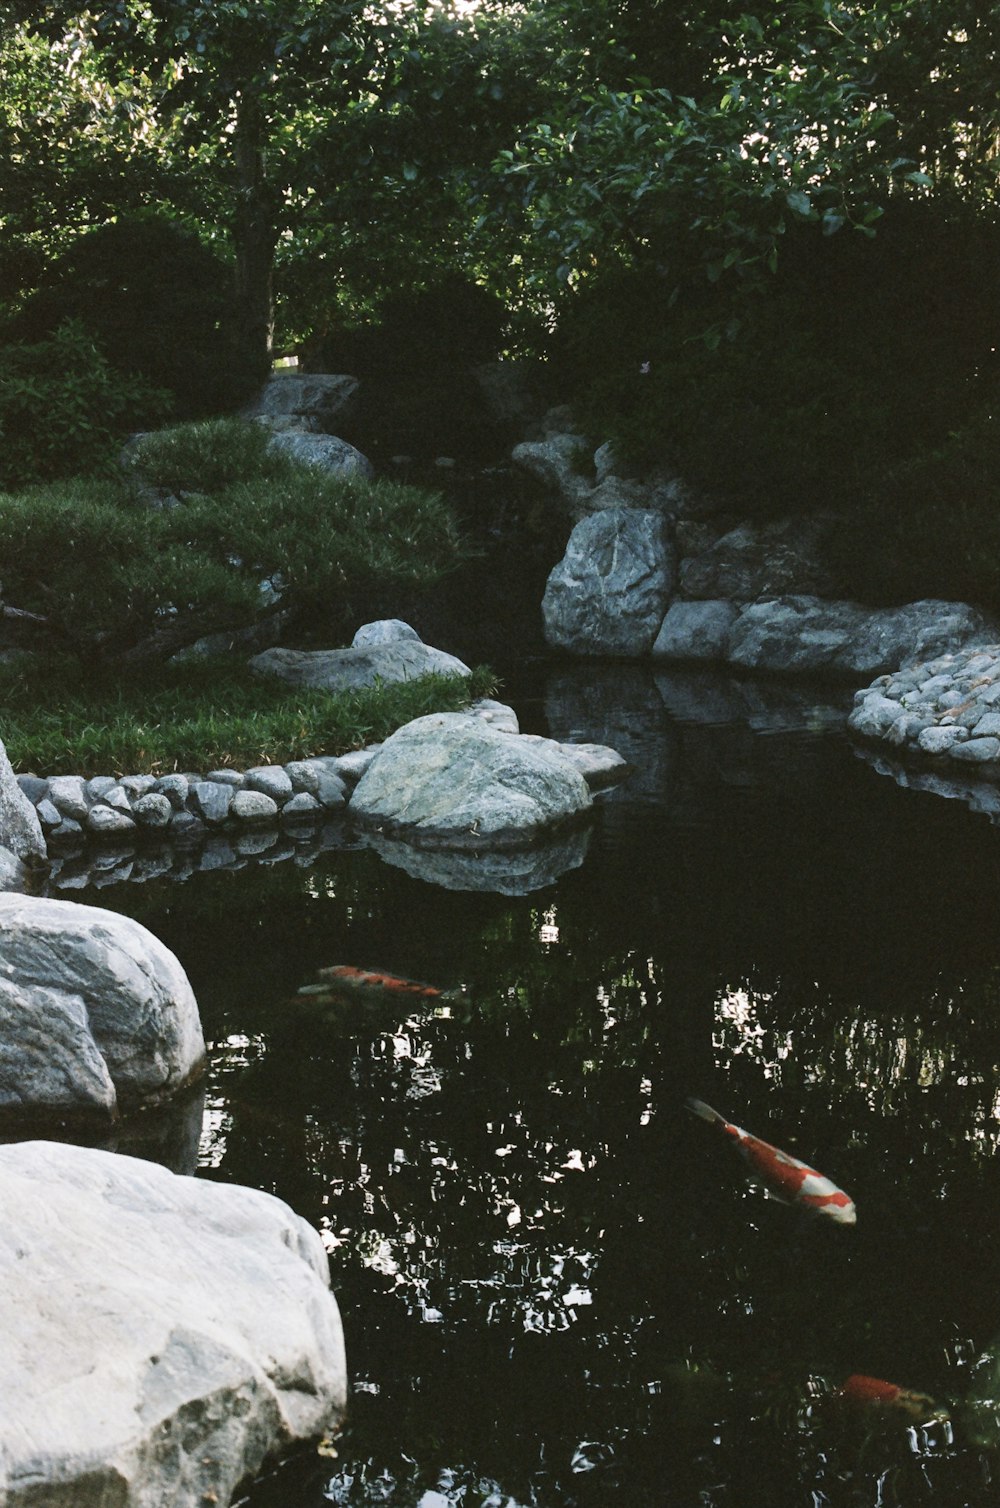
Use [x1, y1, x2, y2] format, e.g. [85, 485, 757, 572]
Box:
[250, 638, 471, 692]
[243, 371, 359, 432]
[266, 429, 374, 480]
[0, 895, 205, 1124]
[0, 1141, 346, 1508]
[678, 514, 838, 601]
[727, 596, 996, 678]
[543, 508, 675, 656]
[349, 712, 593, 848]
[0, 735, 44, 864]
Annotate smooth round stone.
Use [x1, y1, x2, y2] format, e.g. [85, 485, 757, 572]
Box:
[280, 792, 322, 821]
[351, 619, 421, 648]
[972, 712, 1000, 738]
[949, 736, 1000, 763]
[16, 775, 48, 805]
[36, 799, 62, 830]
[918, 726, 969, 754]
[244, 766, 293, 802]
[314, 771, 347, 809]
[884, 714, 930, 747]
[230, 789, 279, 825]
[86, 806, 137, 836]
[169, 810, 204, 840]
[204, 769, 245, 789]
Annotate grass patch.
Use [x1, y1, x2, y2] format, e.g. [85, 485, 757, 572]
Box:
[1, 656, 498, 778]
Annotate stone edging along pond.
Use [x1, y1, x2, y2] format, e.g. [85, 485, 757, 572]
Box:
[849, 643, 1000, 780]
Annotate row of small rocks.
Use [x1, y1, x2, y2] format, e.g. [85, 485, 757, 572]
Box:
[19, 750, 365, 845]
[849, 645, 1000, 780]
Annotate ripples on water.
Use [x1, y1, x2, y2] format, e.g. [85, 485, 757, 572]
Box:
[87, 665, 1000, 1508]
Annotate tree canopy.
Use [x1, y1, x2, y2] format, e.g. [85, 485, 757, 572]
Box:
[1, 0, 997, 360]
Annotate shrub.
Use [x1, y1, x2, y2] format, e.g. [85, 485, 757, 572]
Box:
[0, 420, 465, 666]
[554, 199, 1000, 517]
[826, 412, 1000, 612]
[0, 321, 170, 489]
[9, 215, 263, 419]
[122, 416, 278, 495]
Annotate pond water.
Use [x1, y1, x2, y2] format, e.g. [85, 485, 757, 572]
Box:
[76, 661, 1000, 1508]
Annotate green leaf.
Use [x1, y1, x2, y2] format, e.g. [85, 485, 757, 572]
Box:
[785, 189, 811, 217]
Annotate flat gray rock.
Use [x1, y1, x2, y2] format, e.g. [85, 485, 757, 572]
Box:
[250, 641, 471, 692]
[728, 595, 996, 678]
[0, 1141, 346, 1507]
[244, 371, 359, 430]
[350, 712, 593, 849]
[0, 895, 205, 1123]
[543, 508, 675, 656]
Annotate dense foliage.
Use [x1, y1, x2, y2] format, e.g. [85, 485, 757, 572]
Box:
[0, 321, 170, 490]
[9, 217, 262, 418]
[0, 419, 464, 667]
[2, 0, 998, 603]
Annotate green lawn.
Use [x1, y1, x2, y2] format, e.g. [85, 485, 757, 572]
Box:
[0, 656, 497, 777]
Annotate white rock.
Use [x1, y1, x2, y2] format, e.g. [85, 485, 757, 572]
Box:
[350, 712, 592, 849]
[0, 895, 205, 1120]
[0, 737, 44, 862]
[352, 619, 422, 647]
[0, 1141, 347, 1507]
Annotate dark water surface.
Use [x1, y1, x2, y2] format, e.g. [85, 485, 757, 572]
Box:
[86, 664, 1000, 1507]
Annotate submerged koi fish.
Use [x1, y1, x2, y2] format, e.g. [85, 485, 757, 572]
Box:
[833, 1373, 942, 1421]
[294, 964, 455, 1011]
[686, 1098, 857, 1226]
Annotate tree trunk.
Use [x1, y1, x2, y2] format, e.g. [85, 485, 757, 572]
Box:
[233, 88, 279, 379]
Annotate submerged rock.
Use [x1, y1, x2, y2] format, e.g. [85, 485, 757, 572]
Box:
[0, 1140, 346, 1507]
[349, 711, 593, 848]
[0, 895, 205, 1125]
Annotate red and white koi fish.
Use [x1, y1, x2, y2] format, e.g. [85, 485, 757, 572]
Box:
[833, 1373, 942, 1420]
[686, 1098, 857, 1226]
[295, 964, 454, 1009]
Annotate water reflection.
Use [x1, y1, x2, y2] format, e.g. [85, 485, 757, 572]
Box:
[72, 665, 1000, 1507]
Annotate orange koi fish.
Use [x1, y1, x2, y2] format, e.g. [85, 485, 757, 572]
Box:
[294, 964, 453, 1009]
[833, 1374, 942, 1421]
[687, 1098, 857, 1226]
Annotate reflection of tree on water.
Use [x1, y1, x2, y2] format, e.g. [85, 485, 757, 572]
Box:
[80, 697, 1000, 1506]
